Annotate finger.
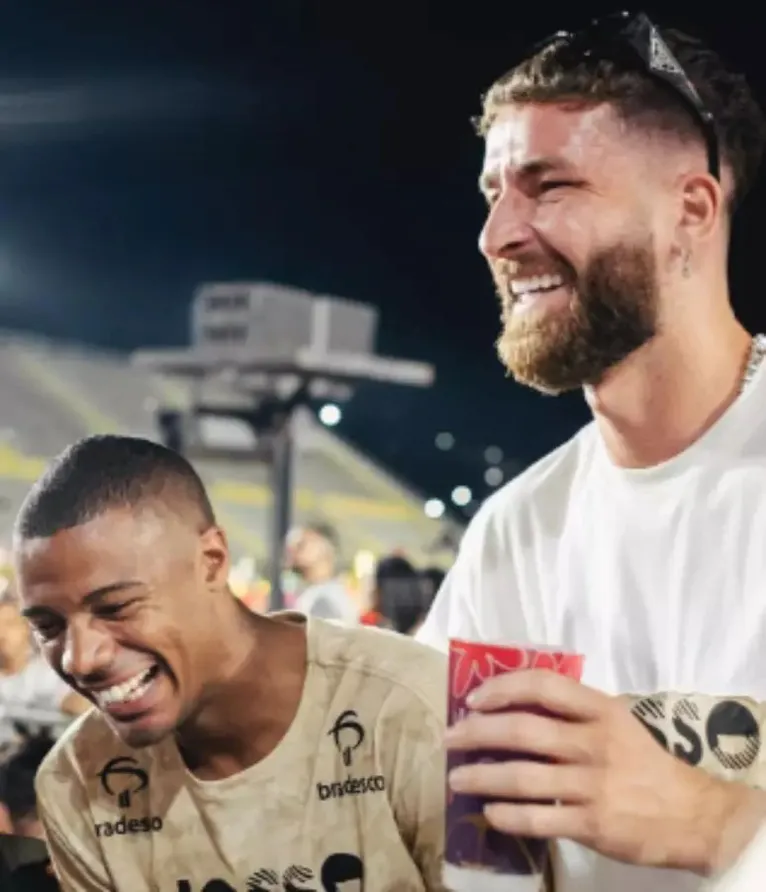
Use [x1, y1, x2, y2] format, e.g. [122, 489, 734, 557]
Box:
[447, 710, 598, 764]
[449, 760, 595, 803]
[484, 801, 593, 843]
[469, 669, 605, 720]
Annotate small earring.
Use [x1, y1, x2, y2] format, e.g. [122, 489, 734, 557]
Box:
[682, 251, 691, 278]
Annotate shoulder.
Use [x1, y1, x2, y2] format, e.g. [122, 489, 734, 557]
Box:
[463, 421, 597, 551]
[415, 424, 596, 649]
[35, 709, 110, 797]
[311, 623, 447, 787]
[310, 619, 447, 722]
[36, 709, 159, 806]
[478, 422, 596, 521]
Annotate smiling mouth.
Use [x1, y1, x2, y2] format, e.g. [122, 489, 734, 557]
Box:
[505, 275, 574, 316]
[91, 664, 161, 709]
[510, 273, 566, 300]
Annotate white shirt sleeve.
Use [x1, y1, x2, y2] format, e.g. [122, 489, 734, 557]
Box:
[415, 552, 482, 651]
[416, 500, 501, 651]
[706, 819, 766, 891]
[416, 483, 536, 656]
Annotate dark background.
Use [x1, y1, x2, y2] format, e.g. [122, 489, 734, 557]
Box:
[0, 0, 762, 511]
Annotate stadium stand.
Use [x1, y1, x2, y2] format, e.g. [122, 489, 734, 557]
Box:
[0, 332, 460, 568]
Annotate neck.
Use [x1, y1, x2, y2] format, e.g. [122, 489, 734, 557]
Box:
[302, 561, 335, 586]
[585, 309, 752, 469]
[176, 609, 307, 780]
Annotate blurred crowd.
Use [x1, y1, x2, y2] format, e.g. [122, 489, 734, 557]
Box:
[282, 520, 444, 635]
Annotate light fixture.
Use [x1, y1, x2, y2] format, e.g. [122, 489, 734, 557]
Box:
[484, 445, 503, 464]
[484, 466, 503, 487]
[451, 485, 472, 507]
[424, 498, 445, 519]
[319, 403, 342, 426]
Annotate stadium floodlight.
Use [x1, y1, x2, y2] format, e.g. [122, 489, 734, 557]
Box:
[451, 485, 472, 507]
[318, 403, 342, 426]
[424, 498, 445, 519]
[133, 281, 435, 610]
[485, 466, 504, 487]
[484, 445, 503, 464]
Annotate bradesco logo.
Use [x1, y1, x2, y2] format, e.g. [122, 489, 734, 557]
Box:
[316, 710, 386, 801]
[94, 756, 163, 838]
[317, 774, 386, 801]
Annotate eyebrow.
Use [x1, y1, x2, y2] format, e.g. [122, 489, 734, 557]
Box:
[21, 580, 144, 620]
[479, 157, 576, 194]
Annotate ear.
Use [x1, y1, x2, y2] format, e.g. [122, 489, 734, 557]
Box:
[198, 525, 230, 591]
[678, 172, 723, 244]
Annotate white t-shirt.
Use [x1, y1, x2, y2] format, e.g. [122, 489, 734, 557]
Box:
[418, 360, 766, 892]
[0, 656, 72, 745]
[708, 820, 766, 891]
[295, 579, 360, 624]
[36, 615, 447, 892]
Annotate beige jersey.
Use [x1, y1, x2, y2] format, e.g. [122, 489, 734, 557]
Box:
[35, 615, 448, 892]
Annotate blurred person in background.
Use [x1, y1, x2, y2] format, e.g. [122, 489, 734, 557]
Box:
[0, 837, 58, 892]
[0, 730, 59, 892]
[0, 728, 55, 839]
[284, 520, 359, 623]
[12, 436, 446, 890]
[369, 556, 427, 636]
[358, 578, 393, 629]
[0, 589, 88, 747]
[360, 555, 415, 631]
[414, 568, 445, 635]
[418, 11, 766, 892]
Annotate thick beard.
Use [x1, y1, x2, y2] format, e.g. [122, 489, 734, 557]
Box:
[495, 239, 659, 394]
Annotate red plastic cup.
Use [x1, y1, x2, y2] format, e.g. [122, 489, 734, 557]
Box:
[444, 639, 584, 892]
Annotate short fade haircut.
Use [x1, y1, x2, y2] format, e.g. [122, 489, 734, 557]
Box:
[479, 26, 766, 211]
[14, 435, 216, 541]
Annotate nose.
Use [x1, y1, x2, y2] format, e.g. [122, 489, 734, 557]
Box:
[60, 618, 114, 682]
[479, 191, 535, 261]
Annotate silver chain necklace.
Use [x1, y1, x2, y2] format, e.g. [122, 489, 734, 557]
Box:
[739, 333, 766, 395]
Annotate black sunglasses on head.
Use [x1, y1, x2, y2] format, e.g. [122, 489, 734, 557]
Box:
[530, 11, 720, 180]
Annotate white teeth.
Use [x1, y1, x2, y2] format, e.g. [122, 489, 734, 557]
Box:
[510, 274, 564, 296]
[94, 667, 156, 708]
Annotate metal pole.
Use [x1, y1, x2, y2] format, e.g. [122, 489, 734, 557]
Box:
[268, 409, 294, 611]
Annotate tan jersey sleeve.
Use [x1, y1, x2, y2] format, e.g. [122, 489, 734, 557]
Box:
[35, 761, 114, 891]
[376, 655, 449, 891]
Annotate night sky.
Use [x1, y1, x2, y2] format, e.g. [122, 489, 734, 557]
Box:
[0, 1, 763, 515]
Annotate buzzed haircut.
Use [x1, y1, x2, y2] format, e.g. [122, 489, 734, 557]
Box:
[14, 435, 216, 541]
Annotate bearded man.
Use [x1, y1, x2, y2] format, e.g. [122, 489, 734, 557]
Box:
[418, 12, 766, 892]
